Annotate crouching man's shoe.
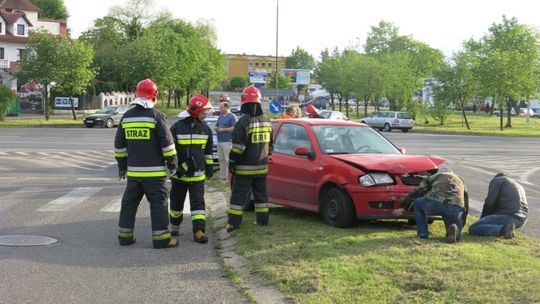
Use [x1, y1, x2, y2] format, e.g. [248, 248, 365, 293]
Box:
[193, 230, 208, 243]
[500, 224, 515, 239]
[445, 224, 458, 244]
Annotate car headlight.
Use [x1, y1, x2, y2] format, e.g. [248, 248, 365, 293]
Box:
[359, 173, 394, 186]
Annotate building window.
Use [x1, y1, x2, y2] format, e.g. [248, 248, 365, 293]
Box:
[0, 23, 3, 33]
[17, 24, 25, 35]
[268, 63, 272, 67]
[261, 62, 266, 67]
[0, 48, 4, 59]
[17, 49, 25, 61]
[255, 62, 259, 67]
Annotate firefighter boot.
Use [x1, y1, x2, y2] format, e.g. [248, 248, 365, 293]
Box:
[193, 230, 208, 243]
[154, 238, 178, 249]
[118, 236, 136, 246]
[170, 225, 180, 236]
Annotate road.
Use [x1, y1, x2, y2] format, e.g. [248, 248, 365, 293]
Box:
[0, 127, 538, 302]
[0, 127, 247, 304]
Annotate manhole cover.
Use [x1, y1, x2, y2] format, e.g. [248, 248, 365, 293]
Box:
[0, 235, 58, 246]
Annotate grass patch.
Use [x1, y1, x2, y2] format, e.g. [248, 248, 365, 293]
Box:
[0, 118, 82, 127]
[229, 207, 540, 304]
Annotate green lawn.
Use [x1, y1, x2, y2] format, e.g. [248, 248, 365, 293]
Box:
[228, 206, 540, 304]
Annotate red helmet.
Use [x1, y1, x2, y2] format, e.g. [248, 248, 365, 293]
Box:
[241, 85, 261, 104]
[187, 95, 213, 117]
[219, 94, 230, 102]
[306, 104, 319, 118]
[135, 78, 158, 101]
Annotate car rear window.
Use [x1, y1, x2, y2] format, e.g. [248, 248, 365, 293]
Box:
[397, 112, 412, 119]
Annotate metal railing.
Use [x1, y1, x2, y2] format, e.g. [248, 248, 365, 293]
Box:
[0, 59, 10, 69]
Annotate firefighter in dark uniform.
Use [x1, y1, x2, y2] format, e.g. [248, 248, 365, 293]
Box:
[114, 78, 178, 249]
[226, 85, 273, 232]
[169, 95, 214, 243]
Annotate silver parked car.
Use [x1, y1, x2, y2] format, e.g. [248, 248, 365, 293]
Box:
[360, 111, 414, 132]
[318, 110, 348, 121]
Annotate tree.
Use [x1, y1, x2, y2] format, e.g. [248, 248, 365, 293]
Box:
[54, 39, 96, 120]
[269, 68, 293, 89]
[29, 0, 68, 20]
[0, 84, 16, 121]
[229, 76, 248, 91]
[474, 16, 540, 130]
[315, 48, 342, 109]
[16, 31, 62, 120]
[285, 46, 316, 69]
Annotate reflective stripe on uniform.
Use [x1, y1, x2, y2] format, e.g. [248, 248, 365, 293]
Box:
[231, 143, 245, 154]
[122, 122, 156, 129]
[191, 210, 206, 221]
[127, 165, 167, 178]
[169, 210, 183, 219]
[118, 227, 134, 238]
[233, 164, 268, 175]
[255, 202, 269, 213]
[176, 134, 208, 145]
[152, 231, 171, 240]
[162, 144, 177, 157]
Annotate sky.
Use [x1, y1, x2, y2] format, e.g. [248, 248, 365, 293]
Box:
[64, 0, 540, 59]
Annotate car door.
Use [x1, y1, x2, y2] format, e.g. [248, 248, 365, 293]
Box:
[267, 122, 321, 210]
[113, 106, 129, 125]
[369, 112, 383, 128]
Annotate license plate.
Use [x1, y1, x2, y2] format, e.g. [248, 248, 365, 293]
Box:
[86, 120, 94, 123]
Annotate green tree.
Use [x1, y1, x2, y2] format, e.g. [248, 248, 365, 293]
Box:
[285, 46, 316, 69]
[0, 84, 16, 121]
[474, 16, 540, 130]
[315, 48, 342, 109]
[54, 39, 96, 120]
[29, 0, 68, 20]
[229, 76, 248, 91]
[269, 68, 293, 89]
[16, 31, 62, 120]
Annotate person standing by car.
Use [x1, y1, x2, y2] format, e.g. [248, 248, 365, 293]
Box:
[226, 85, 273, 232]
[397, 167, 469, 243]
[114, 78, 178, 249]
[169, 95, 214, 243]
[282, 105, 301, 119]
[468, 173, 528, 239]
[216, 101, 237, 180]
[306, 104, 323, 118]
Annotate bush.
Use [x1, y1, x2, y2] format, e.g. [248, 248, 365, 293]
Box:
[0, 84, 16, 121]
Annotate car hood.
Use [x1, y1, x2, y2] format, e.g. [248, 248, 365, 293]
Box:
[330, 154, 445, 174]
[84, 114, 112, 119]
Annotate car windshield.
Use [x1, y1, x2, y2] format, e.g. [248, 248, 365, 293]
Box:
[313, 125, 400, 155]
[96, 107, 116, 114]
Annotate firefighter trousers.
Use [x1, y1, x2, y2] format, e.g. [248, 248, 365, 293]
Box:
[118, 178, 172, 248]
[170, 179, 206, 233]
[228, 175, 269, 228]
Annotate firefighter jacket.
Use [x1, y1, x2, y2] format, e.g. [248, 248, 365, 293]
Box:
[170, 116, 214, 183]
[114, 106, 177, 179]
[229, 114, 273, 177]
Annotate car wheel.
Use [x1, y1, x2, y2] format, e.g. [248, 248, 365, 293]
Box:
[322, 188, 355, 228]
[105, 118, 114, 128]
[401, 128, 410, 133]
[383, 123, 391, 132]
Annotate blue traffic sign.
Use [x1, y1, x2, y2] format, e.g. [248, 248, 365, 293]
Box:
[269, 101, 282, 114]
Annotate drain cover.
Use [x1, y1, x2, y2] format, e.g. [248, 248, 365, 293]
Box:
[0, 235, 58, 246]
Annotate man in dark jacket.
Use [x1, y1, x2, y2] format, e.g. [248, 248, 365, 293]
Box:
[399, 167, 469, 243]
[469, 173, 528, 239]
[226, 85, 273, 232]
[114, 78, 178, 249]
[169, 95, 214, 243]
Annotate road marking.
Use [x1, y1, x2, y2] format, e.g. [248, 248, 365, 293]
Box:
[0, 187, 47, 212]
[100, 197, 122, 212]
[37, 187, 101, 212]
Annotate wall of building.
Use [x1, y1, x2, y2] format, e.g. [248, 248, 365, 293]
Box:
[35, 20, 60, 35]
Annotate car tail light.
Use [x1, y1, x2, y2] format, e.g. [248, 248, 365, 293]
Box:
[393, 118, 400, 124]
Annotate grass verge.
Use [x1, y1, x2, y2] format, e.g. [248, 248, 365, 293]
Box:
[229, 207, 540, 304]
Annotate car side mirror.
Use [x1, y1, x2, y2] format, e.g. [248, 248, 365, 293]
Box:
[294, 146, 314, 159]
[398, 147, 406, 154]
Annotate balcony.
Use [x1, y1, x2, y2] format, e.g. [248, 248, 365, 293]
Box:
[0, 59, 10, 69]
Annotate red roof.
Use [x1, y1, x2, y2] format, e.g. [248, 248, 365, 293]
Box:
[0, 0, 40, 12]
[0, 11, 33, 26]
[0, 31, 29, 43]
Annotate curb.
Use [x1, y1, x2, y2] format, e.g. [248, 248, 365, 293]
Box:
[206, 187, 290, 304]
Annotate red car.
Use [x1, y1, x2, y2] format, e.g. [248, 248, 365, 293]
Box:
[267, 119, 446, 227]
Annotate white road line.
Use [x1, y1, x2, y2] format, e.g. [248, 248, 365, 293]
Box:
[100, 197, 122, 212]
[0, 187, 47, 212]
[37, 187, 101, 212]
[15, 152, 30, 156]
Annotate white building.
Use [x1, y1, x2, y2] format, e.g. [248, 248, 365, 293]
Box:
[0, 0, 67, 91]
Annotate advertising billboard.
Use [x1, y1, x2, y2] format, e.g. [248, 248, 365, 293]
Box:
[282, 69, 311, 85]
[249, 70, 268, 84]
[54, 97, 78, 107]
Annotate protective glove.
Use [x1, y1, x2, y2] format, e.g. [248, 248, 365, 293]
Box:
[168, 167, 177, 176]
[119, 169, 127, 180]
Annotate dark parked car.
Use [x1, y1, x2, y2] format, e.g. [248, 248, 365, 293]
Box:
[299, 97, 330, 110]
[268, 119, 445, 227]
[83, 105, 132, 128]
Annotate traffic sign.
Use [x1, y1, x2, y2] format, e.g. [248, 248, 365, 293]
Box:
[269, 101, 282, 114]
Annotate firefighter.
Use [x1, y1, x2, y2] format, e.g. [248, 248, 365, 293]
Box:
[306, 104, 323, 118]
[114, 78, 178, 249]
[226, 85, 274, 232]
[169, 95, 214, 243]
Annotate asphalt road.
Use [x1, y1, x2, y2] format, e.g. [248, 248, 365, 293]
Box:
[0, 127, 538, 303]
[0, 127, 247, 304]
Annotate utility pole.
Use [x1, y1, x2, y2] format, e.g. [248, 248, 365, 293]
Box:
[275, 0, 279, 101]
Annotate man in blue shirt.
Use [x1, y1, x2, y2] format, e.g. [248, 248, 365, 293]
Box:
[216, 101, 237, 179]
